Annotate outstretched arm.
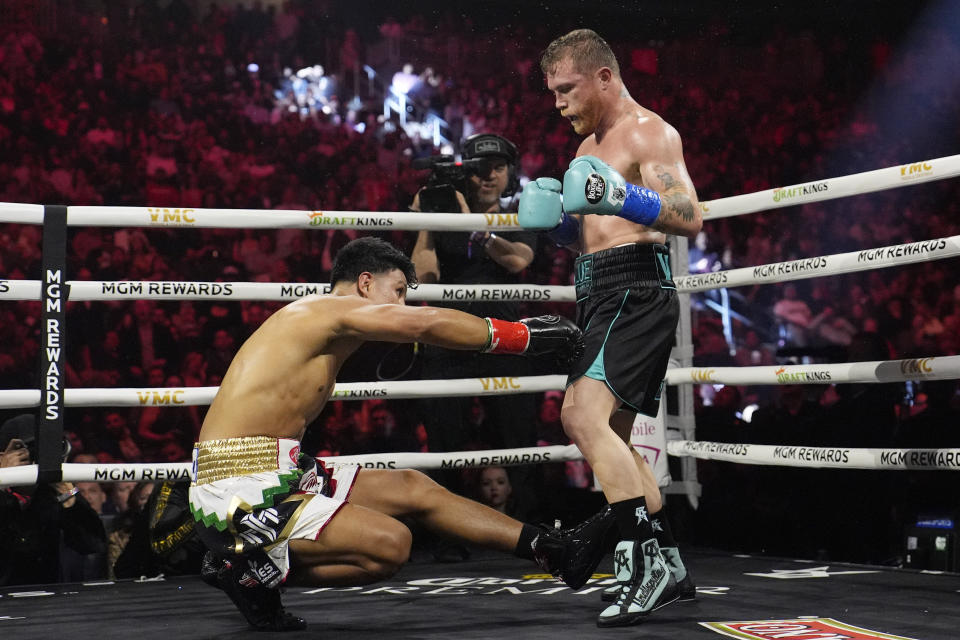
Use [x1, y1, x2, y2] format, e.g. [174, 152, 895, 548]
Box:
[339, 303, 489, 350]
[336, 301, 582, 364]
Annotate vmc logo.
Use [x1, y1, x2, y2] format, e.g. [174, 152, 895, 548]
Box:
[899, 162, 934, 180]
[148, 208, 196, 225]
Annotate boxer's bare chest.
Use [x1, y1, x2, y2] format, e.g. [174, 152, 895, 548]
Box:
[577, 115, 665, 250]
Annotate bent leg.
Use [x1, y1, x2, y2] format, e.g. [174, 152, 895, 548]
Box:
[562, 377, 645, 503]
[610, 409, 662, 513]
[286, 502, 411, 587]
[348, 469, 523, 553]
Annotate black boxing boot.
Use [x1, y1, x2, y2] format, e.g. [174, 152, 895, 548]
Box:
[532, 505, 616, 590]
[661, 546, 697, 601]
[212, 557, 306, 632]
[200, 550, 221, 589]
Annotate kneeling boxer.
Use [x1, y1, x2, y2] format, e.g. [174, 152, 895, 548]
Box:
[189, 237, 610, 631]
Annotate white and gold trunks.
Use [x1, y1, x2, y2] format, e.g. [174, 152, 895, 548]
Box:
[188, 436, 359, 587]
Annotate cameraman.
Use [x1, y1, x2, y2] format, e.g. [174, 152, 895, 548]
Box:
[410, 134, 541, 523]
[0, 414, 106, 585]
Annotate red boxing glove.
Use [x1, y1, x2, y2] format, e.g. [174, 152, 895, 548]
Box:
[482, 318, 530, 354]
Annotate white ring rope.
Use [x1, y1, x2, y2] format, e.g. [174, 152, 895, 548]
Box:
[3, 439, 957, 487]
[2, 157, 958, 490]
[2, 155, 959, 227]
[1, 355, 957, 410]
[2, 234, 958, 302]
[673, 235, 960, 292]
[667, 441, 960, 471]
[0, 205, 523, 231]
[0, 376, 567, 408]
[700, 155, 960, 220]
[0, 444, 581, 486]
[675, 355, 960, 386]
[0, 281, 573, 303]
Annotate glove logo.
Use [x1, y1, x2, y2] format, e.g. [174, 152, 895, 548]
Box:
[611, 186, 626, 204]
[584, 173, 606, 204]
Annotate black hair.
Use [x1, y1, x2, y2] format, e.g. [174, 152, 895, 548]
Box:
[330, 236, 418, 289]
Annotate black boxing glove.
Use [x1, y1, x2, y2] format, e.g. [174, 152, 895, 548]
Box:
[481, 315, 584, 366]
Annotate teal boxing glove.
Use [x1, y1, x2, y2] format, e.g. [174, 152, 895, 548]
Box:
[519, 177, 564, 229]
[518, 177, 580, 246]
[562, 155, 662, 227]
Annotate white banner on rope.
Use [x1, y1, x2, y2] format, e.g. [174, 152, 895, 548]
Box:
[669, 355, 960, 386]
[0, 205, 524, 231]
[0, 376, 568, 408]
[700, 154, 960, 220]
[674, 235, 960, 292]
[3, 440, 957, 486]
[0, 445, 583, 486]
[0, 355, 958, 409]
[5, 231, 959, 303]
[0, 280, 574, 303]
[1, 156, 958, 228]
[668, 440, 960, 471]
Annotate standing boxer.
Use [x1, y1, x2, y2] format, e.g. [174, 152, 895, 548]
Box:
[520, 29, 702, 627]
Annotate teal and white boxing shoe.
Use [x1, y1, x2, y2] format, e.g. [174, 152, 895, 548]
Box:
[601, 544, 696, 602]
[596, 538, 679, 628]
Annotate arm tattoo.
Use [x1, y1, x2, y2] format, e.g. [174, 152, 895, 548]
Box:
[651, 164, 696, 228]
[654, 164, 678, 190]
[662, 193, 696, 223]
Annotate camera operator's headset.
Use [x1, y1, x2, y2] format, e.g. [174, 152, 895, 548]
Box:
[461, 133, 520, 198]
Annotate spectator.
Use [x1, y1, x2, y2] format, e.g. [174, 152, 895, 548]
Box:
[773, 283, 813, 348]
[93, 412, 143, 463]
[0, 415, 106, 586]
[76, 482, 108, 515]
[476, 466, 514, 515]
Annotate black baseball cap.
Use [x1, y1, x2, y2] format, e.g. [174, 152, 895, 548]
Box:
[0, 414, 36, 451]
[462, 133, 518, 164]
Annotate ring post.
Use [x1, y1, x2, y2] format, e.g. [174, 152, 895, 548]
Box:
[38, 204, 68, 484]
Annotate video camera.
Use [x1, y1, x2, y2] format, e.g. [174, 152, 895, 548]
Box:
[412, 154, 489, 213]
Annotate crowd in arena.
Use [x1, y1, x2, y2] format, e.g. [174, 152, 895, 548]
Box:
[1, 0, 958, 571]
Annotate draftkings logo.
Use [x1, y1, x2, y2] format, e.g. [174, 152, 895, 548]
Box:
[700, 617, 914, 640]
[774, 367, 832, 384]
[308, 211, 393, 227]
[772, 182, 828, 203]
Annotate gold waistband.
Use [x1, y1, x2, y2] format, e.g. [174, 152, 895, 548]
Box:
[193, 436, 287, 486]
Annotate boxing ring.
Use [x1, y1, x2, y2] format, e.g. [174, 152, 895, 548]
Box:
[2, 155, 960, 639]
